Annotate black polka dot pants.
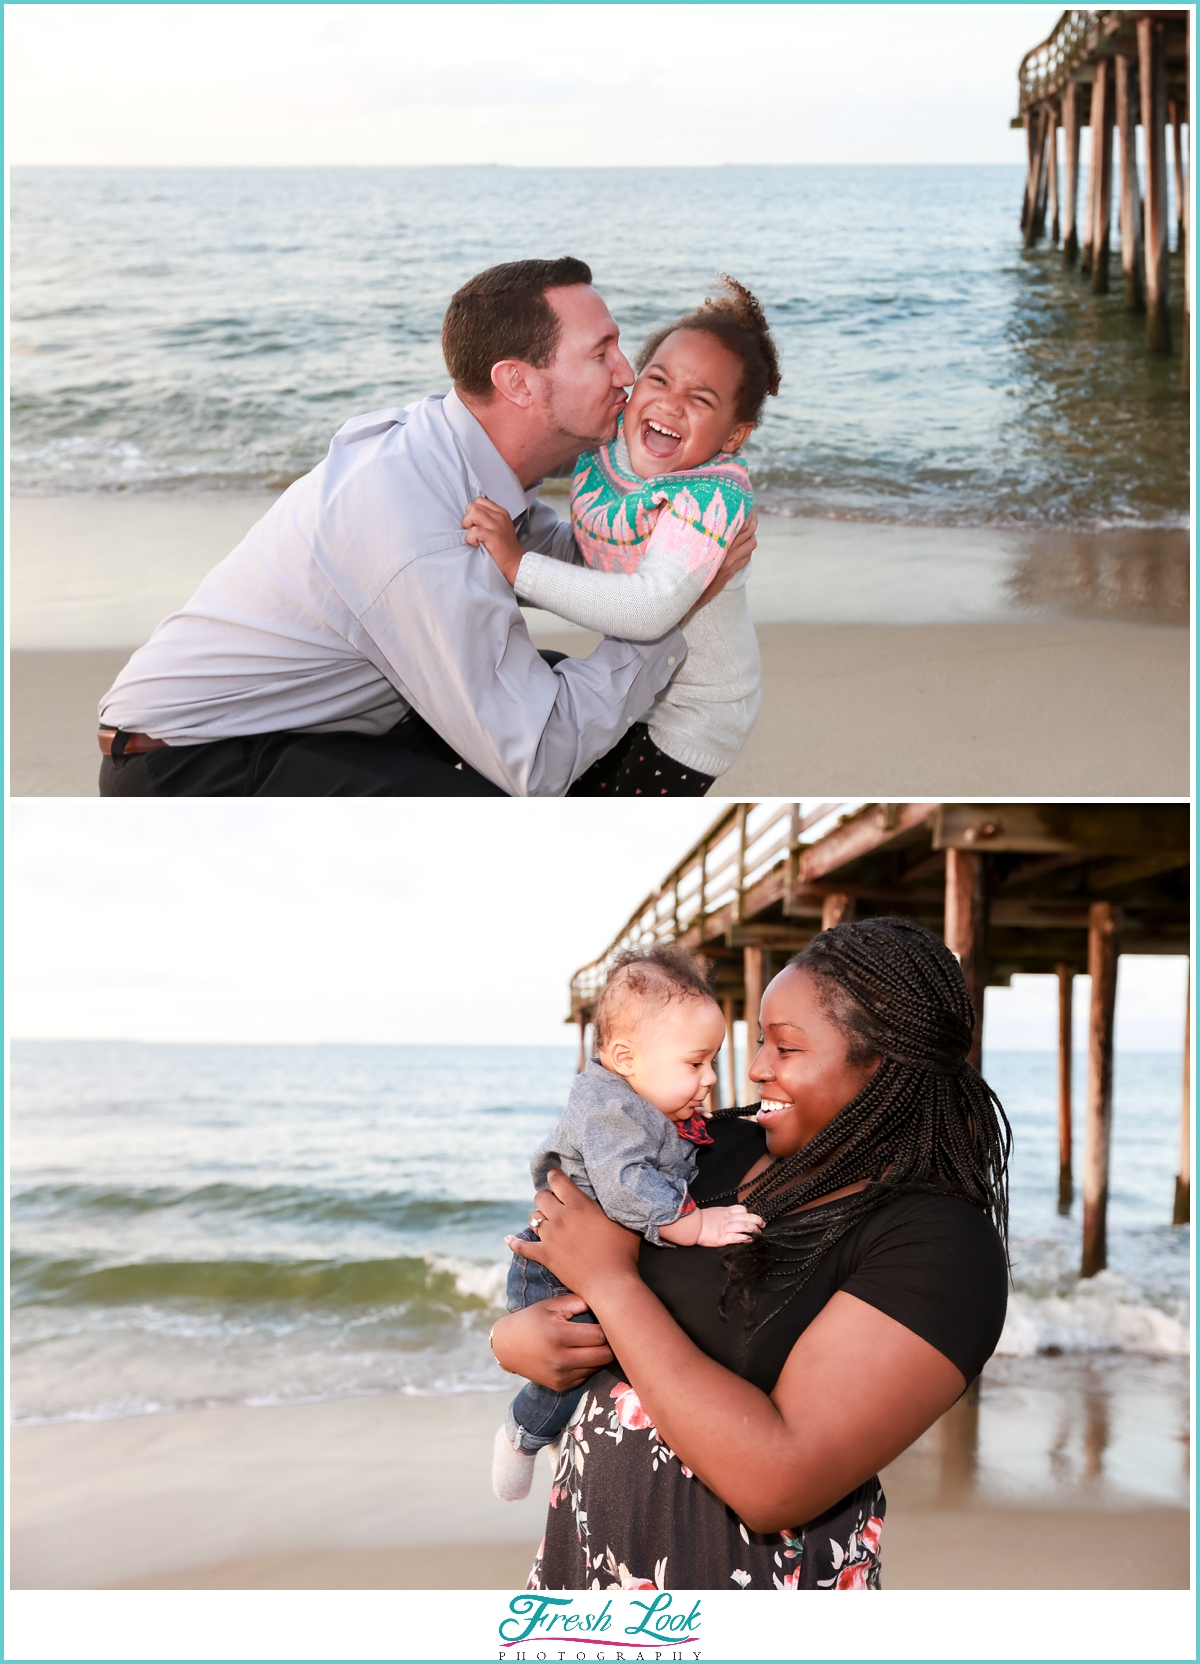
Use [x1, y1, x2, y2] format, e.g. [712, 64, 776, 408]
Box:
[567, 722, 716, 797]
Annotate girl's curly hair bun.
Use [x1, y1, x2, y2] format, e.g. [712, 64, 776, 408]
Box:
[635, 275, 782, 429]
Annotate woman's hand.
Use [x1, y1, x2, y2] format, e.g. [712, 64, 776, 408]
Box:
[680, 510, 757, 624]
[490, 1294, 614, 1391]
[506, 1170, 642, 1304]
[462, 496, 524, 585]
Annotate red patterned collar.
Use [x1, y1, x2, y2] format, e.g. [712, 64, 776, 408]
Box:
[675, 1112, 714, 1146]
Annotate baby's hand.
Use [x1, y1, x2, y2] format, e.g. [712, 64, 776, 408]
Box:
[696, 1204, 764, 1247]
[462, 496, 524, 585]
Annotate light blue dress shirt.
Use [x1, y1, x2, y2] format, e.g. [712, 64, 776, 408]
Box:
[99, 391, 686, 796]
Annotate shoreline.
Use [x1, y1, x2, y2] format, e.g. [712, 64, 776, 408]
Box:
[11, 1355, 1190, 1591]
[9, 491, 1190, 648]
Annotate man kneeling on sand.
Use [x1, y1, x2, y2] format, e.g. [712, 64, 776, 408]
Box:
[97, 256, 755, 797]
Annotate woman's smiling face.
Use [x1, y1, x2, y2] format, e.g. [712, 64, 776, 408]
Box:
[622, 328, 753, 478]
[747, 965, 881, 1160]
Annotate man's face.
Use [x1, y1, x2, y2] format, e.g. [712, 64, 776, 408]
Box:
[536, 285, 633, 465]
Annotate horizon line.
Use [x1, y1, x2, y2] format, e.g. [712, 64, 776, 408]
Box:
[9, 159, 1028, 170]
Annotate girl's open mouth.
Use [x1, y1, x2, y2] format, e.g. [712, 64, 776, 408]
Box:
[641, 418, 682, 461]
[755, 1099, 792, 1126]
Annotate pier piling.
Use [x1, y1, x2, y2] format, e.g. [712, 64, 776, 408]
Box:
[1056, 964, 1075, 1210]
[742, 946, 764, 1102]
[944, 849, 989, 1073]
[722, 996, 738, 1110]
[1090, 59, 1115, 293]
[1117, 54, 1146, 311]
[1047, 107, 1061, 241]
[1173, 967, 1190, 1225]
[1081, 73, 1104, 273]
[1138, 15, 1172, 351]
[1025, 108, 1050, 245]
[1169, 100, 1185, 251]
[1062, 82, 1082, 263]
[820, 893, 855, 930]
[1065, 83, 1078, 261]
[1081, 901, 1120, 1277]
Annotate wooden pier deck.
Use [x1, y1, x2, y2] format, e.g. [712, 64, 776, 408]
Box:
[568, 800, 1190, 1271]
[1015, 8, 1190, 369]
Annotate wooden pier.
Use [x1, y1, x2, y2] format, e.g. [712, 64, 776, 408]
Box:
[1015, 8, 1190, 367]
[568, 802, 1191, 1274]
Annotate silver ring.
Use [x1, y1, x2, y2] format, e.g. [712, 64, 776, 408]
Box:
[529, 1212, 544, 1230]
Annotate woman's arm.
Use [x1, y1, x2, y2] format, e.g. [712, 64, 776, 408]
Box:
[490, 1292, 614, 1390]
[512, 1173, 965, 1535]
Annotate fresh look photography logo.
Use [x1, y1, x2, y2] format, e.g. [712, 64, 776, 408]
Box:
[498, 1592, 702, 1659]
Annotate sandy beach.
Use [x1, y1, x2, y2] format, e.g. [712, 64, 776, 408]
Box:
[12, 619, 1191, 798]
[9, 493, 1191, 798]
[10, 1355, 1189, 1591]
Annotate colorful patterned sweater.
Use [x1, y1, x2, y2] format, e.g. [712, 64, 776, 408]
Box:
[514, 418, 761, 778]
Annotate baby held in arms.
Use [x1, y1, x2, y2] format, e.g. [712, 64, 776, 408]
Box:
[464, 278, 781, 797]
[492, 946, 761, 1501]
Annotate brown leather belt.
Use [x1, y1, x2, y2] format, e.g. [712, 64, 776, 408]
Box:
[98, 727, 170, 757]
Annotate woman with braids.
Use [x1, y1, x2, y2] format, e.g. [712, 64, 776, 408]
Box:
[491, 917, 1011, 1590]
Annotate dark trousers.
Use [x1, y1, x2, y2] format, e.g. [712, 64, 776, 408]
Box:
[567, 721, 715, 797]
[99, 708, 507, 798]
[98, 652, 579, 798]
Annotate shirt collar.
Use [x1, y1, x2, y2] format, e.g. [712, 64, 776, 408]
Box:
[442, 389, 542, 520]
[585, 1058, 713, 1143]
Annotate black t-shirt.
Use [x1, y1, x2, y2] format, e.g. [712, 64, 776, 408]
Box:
[636, 1117, 1009, 1393]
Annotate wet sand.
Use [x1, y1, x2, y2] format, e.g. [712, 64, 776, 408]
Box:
[8, 492, 1191, 797]
[10, 1355, 1190, 1591]
[13, 619, 1190, 798]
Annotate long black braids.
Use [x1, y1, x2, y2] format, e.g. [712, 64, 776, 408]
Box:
[705, 916, 1012, 1334]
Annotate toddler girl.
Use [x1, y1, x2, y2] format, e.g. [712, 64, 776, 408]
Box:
[464, 277, 781, 796]
[492, 944, 762, 1501]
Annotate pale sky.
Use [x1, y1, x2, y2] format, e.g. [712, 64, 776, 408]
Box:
[5, 3, 1065, 168]
[7, 800, 1189, 1050]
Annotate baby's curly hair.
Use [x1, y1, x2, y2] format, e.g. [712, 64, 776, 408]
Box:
[635, 275, 782, 430]
[593, 944, 717, 1051]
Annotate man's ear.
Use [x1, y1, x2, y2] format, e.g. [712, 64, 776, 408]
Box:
[489, 358, 537, 410]
[606, 1038, 636, 1079]
[722, 420, 753, 454]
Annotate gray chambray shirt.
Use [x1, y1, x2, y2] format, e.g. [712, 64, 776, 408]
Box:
[530, 1058, 698, 1247]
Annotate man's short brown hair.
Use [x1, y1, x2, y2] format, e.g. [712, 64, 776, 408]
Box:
[593, 944, 717, 1051]
[441, 257, 593, 396]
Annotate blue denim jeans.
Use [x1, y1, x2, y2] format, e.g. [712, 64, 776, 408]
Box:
[504, 1226, 596, 1452]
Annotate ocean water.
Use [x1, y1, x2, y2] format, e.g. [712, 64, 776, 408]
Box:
[10, 165, 1190, 529]
[9, 1041, 1190, 1425]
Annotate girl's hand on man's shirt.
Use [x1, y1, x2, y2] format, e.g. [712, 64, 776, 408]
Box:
[462, 496, 524, 585]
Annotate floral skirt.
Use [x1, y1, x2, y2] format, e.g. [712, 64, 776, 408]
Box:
[528, 1367, 885, 1591]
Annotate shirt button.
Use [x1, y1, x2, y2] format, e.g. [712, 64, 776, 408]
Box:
[667, 656, 676, 666]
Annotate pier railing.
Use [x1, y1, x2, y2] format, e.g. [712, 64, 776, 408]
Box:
[1017, 9, 1096, 114]
[568, 800, 854, 1017]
